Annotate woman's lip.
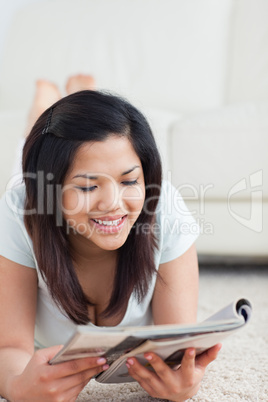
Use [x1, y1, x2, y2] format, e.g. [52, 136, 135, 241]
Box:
[91, 215, 126, 221]
[90, 215, 127, 234]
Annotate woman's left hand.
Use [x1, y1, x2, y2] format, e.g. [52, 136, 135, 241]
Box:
[126, 344, 222, 402]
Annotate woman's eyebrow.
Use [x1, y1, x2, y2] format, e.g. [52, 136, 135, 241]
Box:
[72, 174, 98, 180]
[121, 165, 140, 176]
[72, 166, 140, 180]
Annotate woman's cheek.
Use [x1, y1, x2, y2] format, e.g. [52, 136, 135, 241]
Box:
[62, 189, 85, 217]
[121, 186, 145, 213]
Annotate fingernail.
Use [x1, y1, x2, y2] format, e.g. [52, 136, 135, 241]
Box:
[102, 364, 109, 370]
[188, 349, 195, 357]
[127, 358, 134, 366]
[144, 354, 152, 361]
[97, 357, 106, 365]
[126, 362, 130, 369]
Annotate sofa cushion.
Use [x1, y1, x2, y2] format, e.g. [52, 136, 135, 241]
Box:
[0, 0, 232, 112]
[170, 102, 268, 199]
[187, 200, 268, 256]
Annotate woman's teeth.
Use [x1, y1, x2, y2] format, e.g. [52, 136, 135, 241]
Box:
[93, 217, 123, 226]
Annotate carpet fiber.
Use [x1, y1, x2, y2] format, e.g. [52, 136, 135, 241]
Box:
[1, 266, 267, 401]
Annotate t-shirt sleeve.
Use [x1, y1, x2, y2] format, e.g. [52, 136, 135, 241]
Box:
[0, 190, 36, 268]
[158, 181, 200, 264]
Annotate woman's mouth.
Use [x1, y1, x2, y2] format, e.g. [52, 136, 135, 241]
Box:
[91, 215, 127, 233]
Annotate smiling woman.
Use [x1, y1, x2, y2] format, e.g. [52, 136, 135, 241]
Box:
[22, 90, 161, 326]
[62, 136, 145, 251]
[0, 90, 220, 401]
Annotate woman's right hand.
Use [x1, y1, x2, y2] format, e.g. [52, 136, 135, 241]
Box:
[7, 345, 109, 402]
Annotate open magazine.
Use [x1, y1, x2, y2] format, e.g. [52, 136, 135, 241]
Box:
[50, 298, 251, 383]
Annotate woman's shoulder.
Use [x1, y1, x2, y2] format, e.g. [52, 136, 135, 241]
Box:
[157, 179, 198, 226]
[0, 183, 36, 268]
[0, 183, 26, 219]
[155, 180, 200, 263]
[157, 179, 184, 216]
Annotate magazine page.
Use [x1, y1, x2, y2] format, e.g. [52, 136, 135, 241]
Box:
[50, 331, 130, 364]
[50, 298, 251, 366]
[96, 326, 246, 384]
[203, 298, 251, 323]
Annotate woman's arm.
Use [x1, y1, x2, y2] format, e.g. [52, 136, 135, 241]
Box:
[152, 244, 199, 325]
[0, 256, 37, 398]
[0, 256, 37, 367]
[126, 245, 221, 401]
[0, 256, 109, 401]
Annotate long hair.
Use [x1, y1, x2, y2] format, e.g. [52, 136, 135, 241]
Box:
[23, 90, 162, 324]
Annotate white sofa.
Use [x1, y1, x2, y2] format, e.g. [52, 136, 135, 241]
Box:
[0, 0, 267, 261]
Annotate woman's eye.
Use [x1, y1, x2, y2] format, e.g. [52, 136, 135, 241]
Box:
[75, 186, 97, 192]
[121, 180, 138, 186]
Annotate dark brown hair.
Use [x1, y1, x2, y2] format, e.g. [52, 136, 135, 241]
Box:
[23, 90, 162, 324]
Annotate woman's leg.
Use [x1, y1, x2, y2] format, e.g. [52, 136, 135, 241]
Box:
[14, 75, 96, 181]
[25, 74, 95, 137]
[25, 80, 62, 137]
[11, 80, 62, 185]
[65, 74, 95, 95]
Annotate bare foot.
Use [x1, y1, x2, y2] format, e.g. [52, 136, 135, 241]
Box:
[65, 74, 96, 95]
[25, 80, 61, 137]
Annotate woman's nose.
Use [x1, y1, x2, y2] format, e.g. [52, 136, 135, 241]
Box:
[97, 182, 121, 212]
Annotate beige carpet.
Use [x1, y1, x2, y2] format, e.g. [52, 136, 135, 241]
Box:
[1, 266, 267, 401]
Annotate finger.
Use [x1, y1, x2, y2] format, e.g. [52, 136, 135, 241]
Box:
[48, 378, 89, 402]
[126, 357, 161, 396]
[34, 344, 64, 365]
[142, 352, 177, 384]
[64, 363, 109, 391]
[195, 344, 222, 369]
[180, 348, 196, 384]
[51, 356, 108, 379]
[62, 384, 88, 402]
[46, 363, 109, 399]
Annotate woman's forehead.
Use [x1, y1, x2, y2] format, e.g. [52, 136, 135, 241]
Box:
[69, 136, 142, 177]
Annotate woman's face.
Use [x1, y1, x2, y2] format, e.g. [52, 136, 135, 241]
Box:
[62, 135, 146, 252]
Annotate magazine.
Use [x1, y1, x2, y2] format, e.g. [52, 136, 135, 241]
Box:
[49, 298, 251, 383]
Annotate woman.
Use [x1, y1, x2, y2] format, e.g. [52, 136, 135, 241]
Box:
[0, 89, 220, 401]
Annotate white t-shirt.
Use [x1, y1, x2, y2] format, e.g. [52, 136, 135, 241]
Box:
[0, 180, 199, 348]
